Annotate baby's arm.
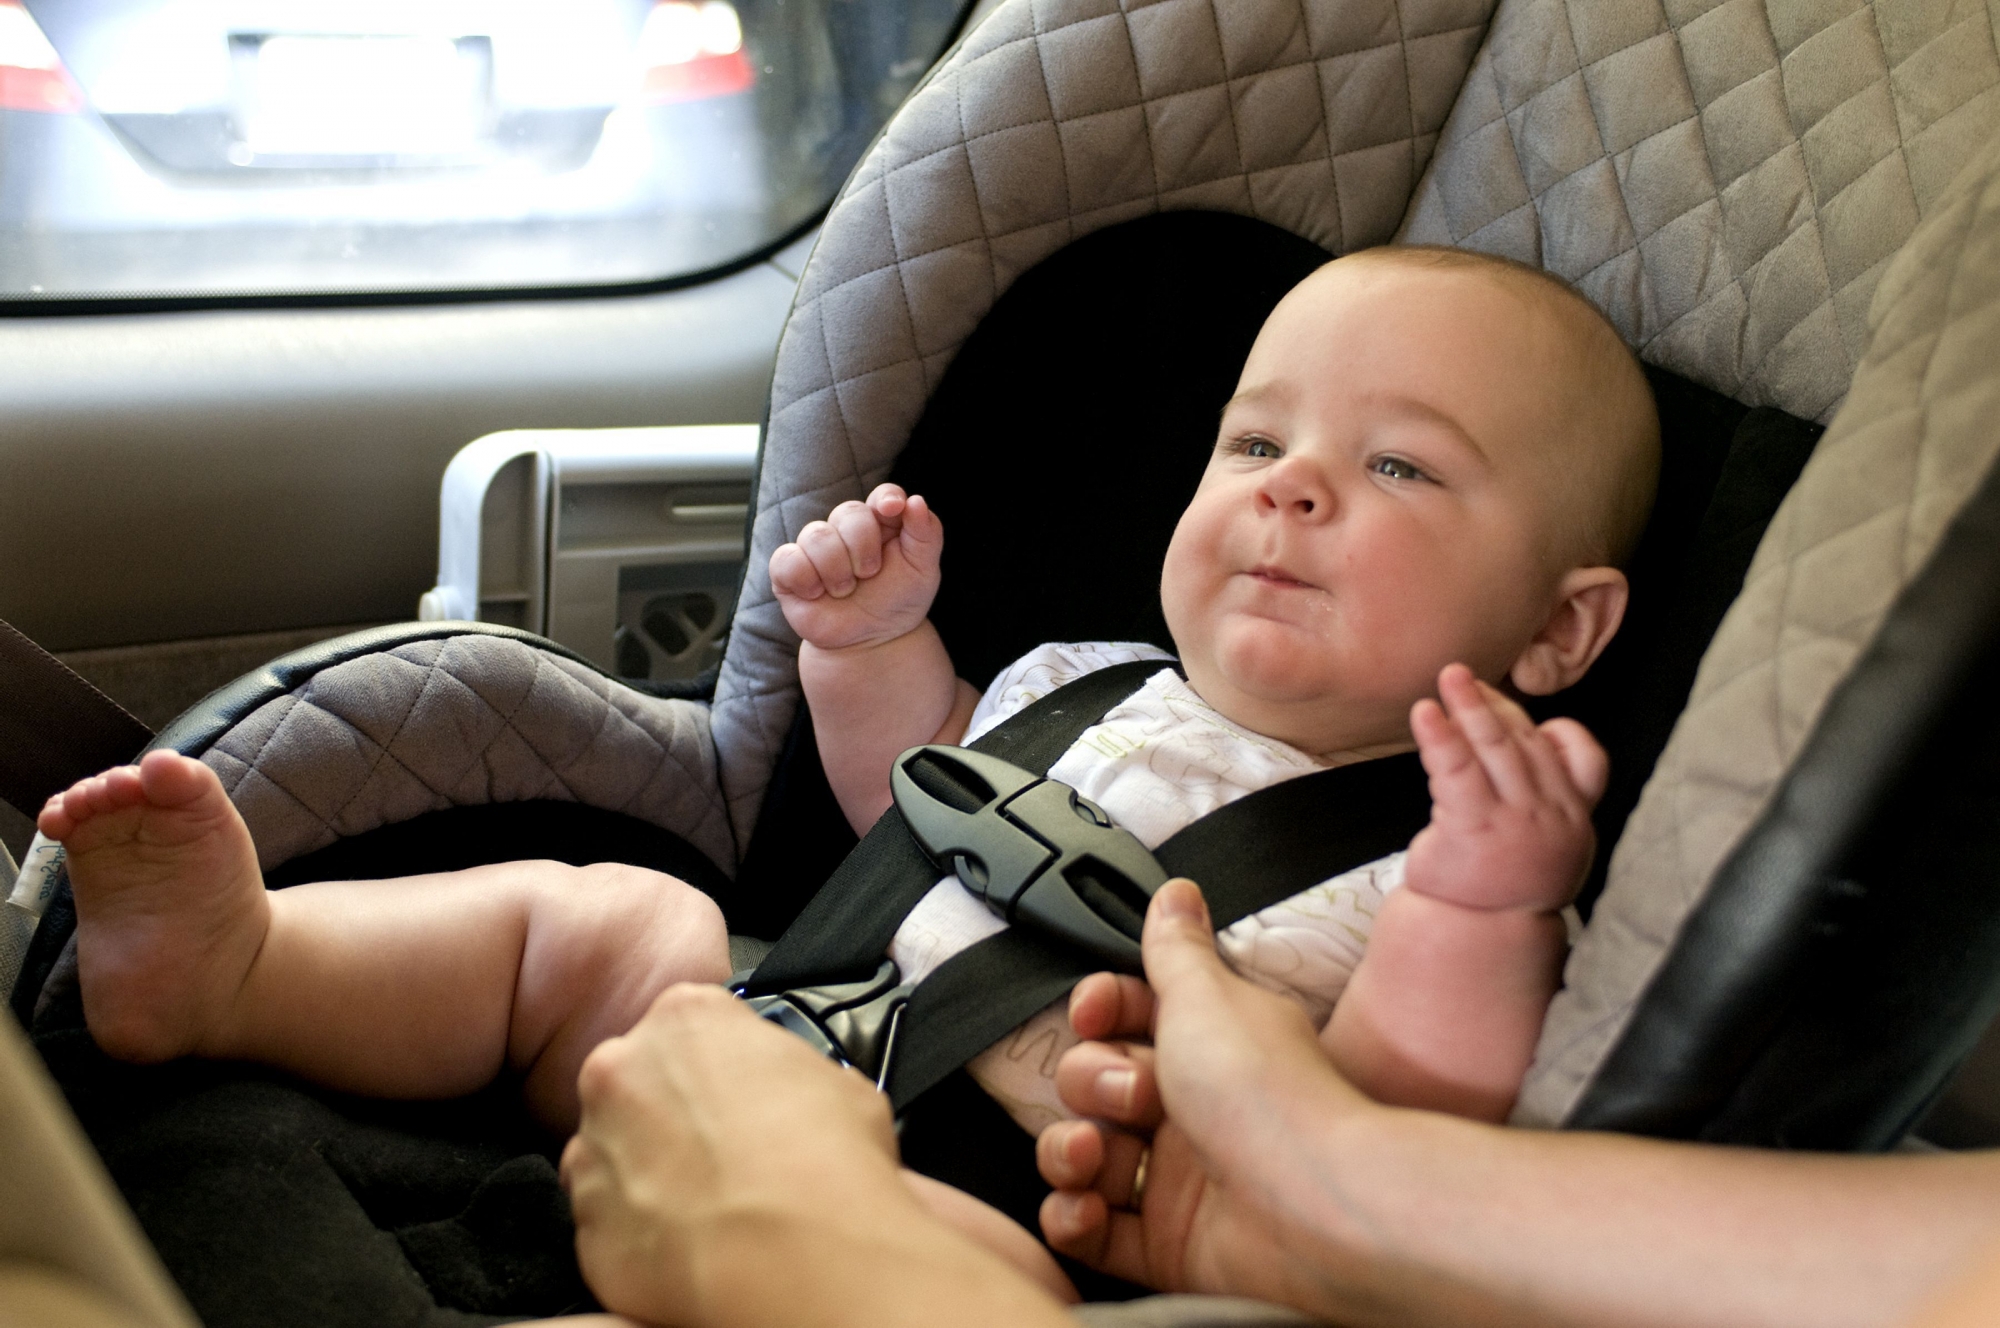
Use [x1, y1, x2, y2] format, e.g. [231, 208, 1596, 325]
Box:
[1325, 664, 1606, 1122]
[770, 484, 978, 834]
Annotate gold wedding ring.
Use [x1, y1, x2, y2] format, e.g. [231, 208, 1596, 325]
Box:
[1128, 1144, 1152, 1209]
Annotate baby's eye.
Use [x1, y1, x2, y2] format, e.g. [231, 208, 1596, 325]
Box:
[1241, 438, 1282, 459]
[1370, 455, 1427, 482]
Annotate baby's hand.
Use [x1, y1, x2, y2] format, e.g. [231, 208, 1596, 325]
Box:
[1404, 663, 1608, 913]
[769, 484, 944, 651]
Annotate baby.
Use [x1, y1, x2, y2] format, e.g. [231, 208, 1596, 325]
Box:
[39, 245, 1657, 1288]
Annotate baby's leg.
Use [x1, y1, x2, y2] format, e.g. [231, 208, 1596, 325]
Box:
[1325, 666, 1605, 1121]
[44, 751, 731, 1130]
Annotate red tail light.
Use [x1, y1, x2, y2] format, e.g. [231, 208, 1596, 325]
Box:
[0, 1, 81, 113]
[637, 0, 754, 105]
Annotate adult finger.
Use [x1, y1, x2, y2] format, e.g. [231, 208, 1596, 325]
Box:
[1438, 664, 1534, 803]
[1035, 1118, 1149, 1209]
[827, 499, 885, 579]
[1043, 1195, 1150, 1286]
[1134, 877, 1248, 1038]
[1054, 1039, 1162, 1127]
[796, 520, 859, 597]
[1068, 971, 1156, 1042]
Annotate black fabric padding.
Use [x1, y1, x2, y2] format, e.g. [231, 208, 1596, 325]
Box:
[34, 989, 587, 1327]
[1570, 446, 2000, 1147]
[728, 706, 860, 940]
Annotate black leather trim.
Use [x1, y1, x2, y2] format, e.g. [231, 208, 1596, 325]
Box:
[1570, 444, 2000, 1147]
[149, 622, 610, 759]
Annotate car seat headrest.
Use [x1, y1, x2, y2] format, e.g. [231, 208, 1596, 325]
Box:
[1400, 0, 2000, 426]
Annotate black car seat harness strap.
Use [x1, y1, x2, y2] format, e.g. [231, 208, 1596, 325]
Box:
[737, 659, 1432, 1111]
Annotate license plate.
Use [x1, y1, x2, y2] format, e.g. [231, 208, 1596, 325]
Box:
[243, 35, 490, 158]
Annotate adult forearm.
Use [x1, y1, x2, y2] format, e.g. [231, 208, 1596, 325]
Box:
[801, 621, 975, 832]
[695, 1196, 1075, 1328]
[1284, 1106, 2000, 1328]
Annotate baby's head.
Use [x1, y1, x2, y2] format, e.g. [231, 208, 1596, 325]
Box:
[1160, 246, 1661, 754]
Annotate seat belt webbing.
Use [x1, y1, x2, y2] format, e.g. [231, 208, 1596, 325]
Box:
[744, 659, 1169, 994]
[0, 618, 153, 819]
[882, 751, 1430, 1108]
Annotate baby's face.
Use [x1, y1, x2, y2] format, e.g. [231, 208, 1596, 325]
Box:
[1161, 260, 1608, 754]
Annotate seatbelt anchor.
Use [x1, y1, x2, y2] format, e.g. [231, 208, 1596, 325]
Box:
[733, 958, 912, 1091]
[890, 745, 1167, 971]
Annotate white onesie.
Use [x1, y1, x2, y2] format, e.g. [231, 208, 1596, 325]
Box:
[888, 641, 1411, 1133]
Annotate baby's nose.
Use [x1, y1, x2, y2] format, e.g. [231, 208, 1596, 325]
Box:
[1257, 459, 1331, 516]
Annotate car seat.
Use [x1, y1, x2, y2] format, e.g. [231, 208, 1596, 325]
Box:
[8, 0, 2000, 1321]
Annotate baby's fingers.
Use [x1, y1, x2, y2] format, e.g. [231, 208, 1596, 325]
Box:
[895, 493, 945, 578]
[1411, 694, 1499, 819]
[1541, 717, 1610, 806]
[768, 542, 825, 601]
[795, 519, 861, 597]
[1438, 664, 1536, 802]
[826, 499, 885, 580]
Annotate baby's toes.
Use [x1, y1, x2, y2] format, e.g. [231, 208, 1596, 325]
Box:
[135, 751, 220, 809]
[37, 792, 79, 840]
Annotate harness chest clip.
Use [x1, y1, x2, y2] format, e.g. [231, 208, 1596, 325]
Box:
[890, 744, 1169, 972]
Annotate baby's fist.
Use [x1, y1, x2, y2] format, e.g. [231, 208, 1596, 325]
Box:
[770, 484, 944, 651]
[1404, 664, 1607, 914]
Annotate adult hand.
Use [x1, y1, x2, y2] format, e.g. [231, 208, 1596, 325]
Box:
[561, 984, 1075, 1328]
[559, 984, 906, 1326]
[1037, 879, 1386, 1305]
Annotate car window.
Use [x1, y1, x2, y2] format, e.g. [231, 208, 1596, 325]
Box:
[0, 0, 966, 302]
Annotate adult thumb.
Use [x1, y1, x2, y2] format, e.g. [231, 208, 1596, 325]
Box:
[1140, 878, 1224, 1003]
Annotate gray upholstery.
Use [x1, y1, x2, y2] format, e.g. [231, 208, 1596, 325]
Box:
[1520, 125, 2000, 1125]
[199, 635, 733, 878]
[1400, 0, 2000, 424]
[713, 0, 1501, 847]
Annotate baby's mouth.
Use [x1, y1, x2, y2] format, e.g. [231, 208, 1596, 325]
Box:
[1247, 563, 1315, 589]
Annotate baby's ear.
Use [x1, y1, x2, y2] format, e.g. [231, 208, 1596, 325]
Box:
[1509, 567, 1630, 697]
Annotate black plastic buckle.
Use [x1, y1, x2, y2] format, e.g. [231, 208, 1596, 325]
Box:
[890, 744, 1166, 971]
[734, 958, 911, 1090]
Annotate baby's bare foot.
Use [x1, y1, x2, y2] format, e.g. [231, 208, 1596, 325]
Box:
[39, 751, 270, 1064]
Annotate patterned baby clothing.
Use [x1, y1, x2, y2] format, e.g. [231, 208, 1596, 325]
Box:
[888, 641, 1410, 1132]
